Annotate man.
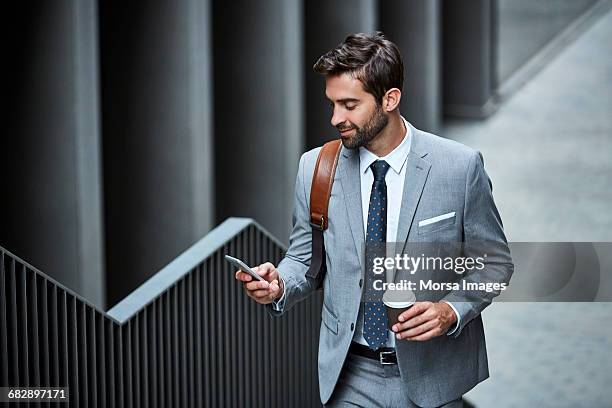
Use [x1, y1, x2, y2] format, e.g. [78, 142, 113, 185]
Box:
[235, 32, 513, 407]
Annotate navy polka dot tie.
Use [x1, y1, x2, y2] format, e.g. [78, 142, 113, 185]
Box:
[363, 160, 390, 350]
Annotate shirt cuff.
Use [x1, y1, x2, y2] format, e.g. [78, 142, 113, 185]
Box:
[442, 300, 461, 336]
[271, 277, 287, 311]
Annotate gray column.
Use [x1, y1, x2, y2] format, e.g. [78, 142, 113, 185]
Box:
[99, 0, 214, 306]
[213, 0, 304, 242]
[381, 0, 441, 133]
[304, 0, 378, 149]
[442, 0, 497, 118]
[1, 1, 106, 307]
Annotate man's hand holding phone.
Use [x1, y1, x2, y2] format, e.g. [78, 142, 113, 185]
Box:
[234, 262, 284, 305]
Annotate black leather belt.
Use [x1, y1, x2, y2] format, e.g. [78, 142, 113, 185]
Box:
[349, 341, 397, 365]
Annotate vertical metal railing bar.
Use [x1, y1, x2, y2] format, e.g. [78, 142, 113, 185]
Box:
[37, 278, 46, 408]
[163, 290, 172, 407]
[193, 265, 202, 406]
[141, 307, 149, 408]
[202, 258, 211, 408]
[124, 318, 133, 408]
[147, 304, 156, 408]
[27, 269, 40, 390]
[86, 307, 96, 408]
[278, 244, 289, 408]
[58, 291, 68, 396]
[156, 298, 164, 407]
[186, 272, 195, 407]
[18, 264, 29, 387]
[78, 303, 89, 406]
[0, 252, 9, 386]
[49, 285, 59, 388]
[272, 235, 281, 408]
[269, 234, 278, 408]
[213, 254, 220, 406]
[96, 312, 106, 408]
[105, 319, 115, 407]
[179, 278, 188, 408]
[67, 296, 79, 405]
[215, 249, 225, 406]
[115, 321, 124, 408]
[132, 313, 140, 408]
[37, 277, 50, 397]
[228, 237, 237, 408]
[257, 229, 266, 407]
[236, 230, 245, 408]
[155, 295, 166, 407]
[261, 234, 271, 408]
[243, 228, 252, 407]
[172, 285, 180, 407]
[260, 232, 269, 408]
[249, 229, 260, 408]
[252, 229, 259, 408]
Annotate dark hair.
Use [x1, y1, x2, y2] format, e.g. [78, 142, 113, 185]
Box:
[313, 31, 404, 104]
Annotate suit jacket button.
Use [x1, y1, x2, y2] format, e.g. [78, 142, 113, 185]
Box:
[359, 279, 363, 288]
[350, 323, 354, 331]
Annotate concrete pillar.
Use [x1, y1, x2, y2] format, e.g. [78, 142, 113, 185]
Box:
[99, 0, 214, 306]
[304, 0, 378, 149]
[381, 0, 441, 133]
[442, 0, 497, 118]
[213, 0, 304, 242]
[1, 1, 106, 307]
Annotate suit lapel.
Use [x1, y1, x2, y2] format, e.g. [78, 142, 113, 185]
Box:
[396, 152, 431, 245]
[339, 147, 365, 274]
[393, 126, 431, 280]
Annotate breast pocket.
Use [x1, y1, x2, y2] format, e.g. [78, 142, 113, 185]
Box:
[417, 211, 456, 235]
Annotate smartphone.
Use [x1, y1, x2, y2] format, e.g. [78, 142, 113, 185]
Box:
[225, 255, 264, 282]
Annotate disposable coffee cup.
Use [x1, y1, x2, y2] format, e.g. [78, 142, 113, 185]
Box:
[383, 289, 416, 330]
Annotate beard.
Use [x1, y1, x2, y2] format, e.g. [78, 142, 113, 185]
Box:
[338, 106, 389, 150]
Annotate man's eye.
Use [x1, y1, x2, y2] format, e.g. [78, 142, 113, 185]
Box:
[346, 105, 356, 110]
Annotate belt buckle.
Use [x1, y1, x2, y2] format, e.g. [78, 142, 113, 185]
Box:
[379, 350, 395, 365]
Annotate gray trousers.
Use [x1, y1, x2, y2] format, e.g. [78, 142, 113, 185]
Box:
[324, 351, 463, 408]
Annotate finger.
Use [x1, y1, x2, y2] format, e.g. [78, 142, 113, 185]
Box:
[392, 312, 430, 332]
[394, 308, 438, 332]
[253, 280, 280, 297]
[235, 271, 252, 282]
[255, 262, 276, 279]
[245, 280, 269, 291]
[397, 302, 432, 322]
[405, 327, 443, 342]
[269, 280, 279, 292]
[251, 288, 272, 298]
[396, 319, 438, 340]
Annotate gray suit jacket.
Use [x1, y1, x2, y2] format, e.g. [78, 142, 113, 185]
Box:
[267, 122, 513, 407]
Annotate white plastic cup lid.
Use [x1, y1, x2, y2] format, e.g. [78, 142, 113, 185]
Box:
[382, 289, 416, 309]
[383, 300, 415, 309]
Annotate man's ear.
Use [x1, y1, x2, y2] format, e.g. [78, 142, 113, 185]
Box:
[382, 88, 402, 112]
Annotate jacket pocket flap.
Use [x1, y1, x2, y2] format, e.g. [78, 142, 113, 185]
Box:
[321, 302, 339, 335]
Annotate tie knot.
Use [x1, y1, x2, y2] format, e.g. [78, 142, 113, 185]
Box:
[370, 160, 390, 181]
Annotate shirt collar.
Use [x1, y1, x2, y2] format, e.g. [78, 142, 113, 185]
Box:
[359, 115, 412, 175]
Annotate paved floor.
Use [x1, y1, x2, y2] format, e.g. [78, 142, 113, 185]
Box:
[442, 7, 612, 408]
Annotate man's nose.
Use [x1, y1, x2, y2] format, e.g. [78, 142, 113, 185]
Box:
[330, 108, 345, 128]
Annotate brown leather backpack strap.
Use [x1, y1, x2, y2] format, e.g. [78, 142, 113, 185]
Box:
[305, 139, 342, 282]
